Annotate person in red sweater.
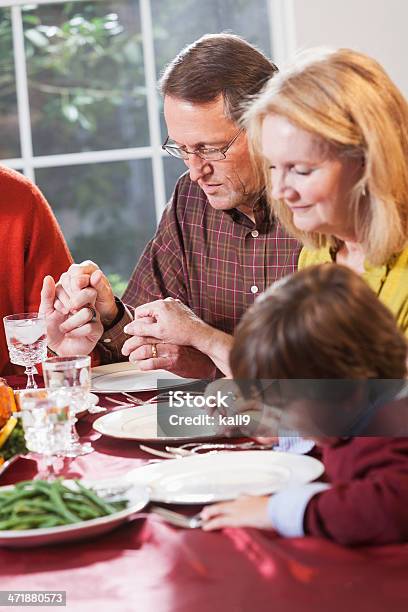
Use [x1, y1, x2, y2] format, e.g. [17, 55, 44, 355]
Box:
[0, 165, 72, 375]
[201, 264, 408, 546]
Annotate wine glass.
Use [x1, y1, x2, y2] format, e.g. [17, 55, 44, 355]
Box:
[3, 313, 47, 389]
[42, 355, 93, 457]
[18, 389, 72, 481]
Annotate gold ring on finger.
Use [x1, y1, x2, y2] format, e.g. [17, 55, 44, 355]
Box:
[86, 304, 97, 322]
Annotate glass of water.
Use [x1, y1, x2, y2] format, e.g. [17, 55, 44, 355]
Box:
[18, 389, 71, 480]
[42, 355, 93, 457]
[3, 313, 47, 389]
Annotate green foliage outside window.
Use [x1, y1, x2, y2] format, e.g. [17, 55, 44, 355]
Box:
[1, 0, 271, 291]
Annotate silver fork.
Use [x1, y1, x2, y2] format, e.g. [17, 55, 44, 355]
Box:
[139, 444, 185, 459]
[104, 396, 137, 407]
[165, 446, 195, 457]
[122, 392, 145, 404]
[105, 393, 170, 408]
[124, 392, 171, 404]
[150, 506, 202, 529]
[178, 441, 274, 452]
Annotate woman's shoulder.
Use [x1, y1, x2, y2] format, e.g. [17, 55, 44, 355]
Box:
[298, 246, 332, 270]
[393, 244, 408, 269]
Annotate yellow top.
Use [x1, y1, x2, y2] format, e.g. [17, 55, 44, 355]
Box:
[298, 245, 408, 337]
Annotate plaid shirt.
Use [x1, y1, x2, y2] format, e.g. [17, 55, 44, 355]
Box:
[99, 172, 300, 362]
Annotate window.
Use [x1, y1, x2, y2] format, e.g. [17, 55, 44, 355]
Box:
[0, 0, 274, 293]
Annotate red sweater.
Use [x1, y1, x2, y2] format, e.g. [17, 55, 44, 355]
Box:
[306, 437, 408, 546]
[0, 165, 72, 375]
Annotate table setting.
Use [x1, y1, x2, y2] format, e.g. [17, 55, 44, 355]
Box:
[1, 326, 408, 611]
[0, 352, 324, 530]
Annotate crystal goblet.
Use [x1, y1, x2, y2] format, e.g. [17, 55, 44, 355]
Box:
[3, 313, 47, 389]
[18, 389, 71, 481]
[42, 355, 93, 457]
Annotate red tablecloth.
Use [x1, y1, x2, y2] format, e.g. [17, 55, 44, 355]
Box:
[1, 378, 408, 612]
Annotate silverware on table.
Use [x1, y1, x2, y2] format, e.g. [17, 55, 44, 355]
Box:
[129, 392, 171, 405]
[104, 396, 136, 407]
[122, 392, 146, 404]
[87, 404, 107, 414]
[178, 441, 274, 452]
[140, 441, 274, 460]
[150, 506, 203, 529]
[104, 393, 170, 408]
[139, 444, 181, 459]
[164, 446, 194, 457]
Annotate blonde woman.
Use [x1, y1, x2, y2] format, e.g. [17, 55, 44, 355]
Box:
[119, 48, 408, 374]
[245, 46, 408, 331]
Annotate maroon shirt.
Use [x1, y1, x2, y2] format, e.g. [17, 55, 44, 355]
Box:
[99, 172, 300, 361]
[306, 437, 408, 546]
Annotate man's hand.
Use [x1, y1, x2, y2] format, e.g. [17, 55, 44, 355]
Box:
[123, 297, 233, 376]
[123, 342, 216, 378]
[123, 298, 206, 348]
[40, 275, 103, 356]
[200, 496, 272, 531]
[54, 261, 118, 327]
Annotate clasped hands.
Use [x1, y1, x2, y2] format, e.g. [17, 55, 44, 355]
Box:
[123, 295, 217, 377]
[39, 262, 106, 356]
[40, 261, 216, 377]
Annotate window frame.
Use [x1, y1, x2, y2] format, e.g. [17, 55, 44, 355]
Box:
[0, 0, 294, 224]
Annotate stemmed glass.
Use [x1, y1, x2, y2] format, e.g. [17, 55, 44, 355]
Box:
[42, 355, 93, 457]
[18, 389, 72, 481]
[3, 313, 47, 389]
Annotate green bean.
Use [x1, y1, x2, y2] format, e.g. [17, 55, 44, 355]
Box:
[12, 503, 45, 516]
[0, 515, 60, 530]
[18, 499, 56, 513]
[14, 480, 38, 490]
[40, 517, 64, 528]
[0, 479, 129, 531]
[64, 501, 100, 520]
[61, 492, 103, 515]
[0, 488, 40, 510]
[74, 481, 119, 515]
[33, 482, 79, 524]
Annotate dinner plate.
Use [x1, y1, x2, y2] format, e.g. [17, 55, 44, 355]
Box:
[125, 450, 324, 504]
[91, 362, 198, 393]
[0, 482, 149, 548]
[93, 403, 219, 441]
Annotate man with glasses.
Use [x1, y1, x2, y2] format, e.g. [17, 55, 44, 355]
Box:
[42, 33, 300, 377]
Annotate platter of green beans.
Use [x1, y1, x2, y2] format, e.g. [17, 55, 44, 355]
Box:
[0, 479, 149, 547]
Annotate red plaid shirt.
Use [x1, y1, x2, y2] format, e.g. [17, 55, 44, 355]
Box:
[99, 173, 300, 362]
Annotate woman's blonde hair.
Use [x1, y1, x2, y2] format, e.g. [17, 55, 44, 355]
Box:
[244, 47, 408, 265]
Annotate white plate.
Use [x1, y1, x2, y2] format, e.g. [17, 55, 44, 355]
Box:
[91, 362, 198, 393]
[125, 451, 324, 504]
[93, 403, 219, 441]
[0, 482, 149, 548]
